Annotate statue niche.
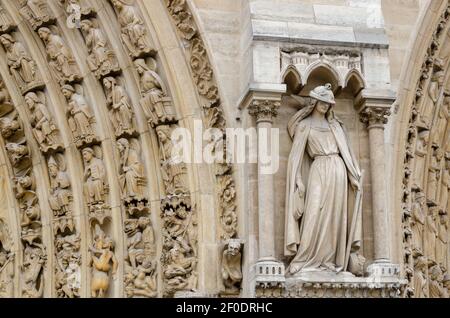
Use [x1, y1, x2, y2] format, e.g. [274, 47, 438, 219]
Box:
[109, 0, 154, 58]
[284, 84, 364, 277]
[0, 34, 44, 94]
[80, 20, 120, 79]
[135, 58, 176, 127]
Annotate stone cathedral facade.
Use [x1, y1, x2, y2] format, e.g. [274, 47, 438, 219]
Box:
[0, 0, 449, 299]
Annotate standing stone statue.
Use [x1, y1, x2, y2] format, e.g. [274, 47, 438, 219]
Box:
[413, 130, 429, 190]
[411, 191, 426, 253]
[48, 155, 73, 219]
[103, 77, 135, 137]
[0, 34, 43, 93]
[284, 84, 363, 275]
[25, 92, 62, 153]
[221, 240, 243, 295]
[80, 20, 119, 79]
[62, 84, 96, 147]
[110, 0, 153, 58]
[38, 27, 81, 85]
[82, 147, 108, 208]
[117, 138, 146, 201]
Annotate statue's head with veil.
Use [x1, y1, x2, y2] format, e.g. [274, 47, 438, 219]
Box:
[285, 83, 365, 277]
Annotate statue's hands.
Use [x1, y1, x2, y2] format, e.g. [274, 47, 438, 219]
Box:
[350, 178, 361, 191]
[293, 182, 305, 221]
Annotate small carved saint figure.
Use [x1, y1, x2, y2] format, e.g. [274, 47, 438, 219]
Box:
[0, 113, 21, 139]
[90, 225, 117, 298]
[60, 0, 95, 17]
[135, 58, 175, 126]
[156, 125, 189, 195]
[0, 249, 14, 298]
[110, 0, 153, 58]
[428, 263, 446, 298]
[425, 207, 438, 261]
[6, 142, 29, 167]
[284, 84, 364, 276]
[20, 0, 55, 30]
[103, 77, 136, 137]
[38, 27, 81, 85]
[81, 20, 119, 79]
[411, 191, 426, 253]
[25, 92, 62, 152]
[55, 234, 81, 298]
[22, 244, 46, 298]
[413, 256, 428, 298]
[413, 130, 430, 190]
[221, 240, 242, 295]
[0, 34, 43, 93]
[62, 84, 97, 147]
[117, 138, 147, 203]
[82, 147, 108, 209]
[48, 155, 73, 232]
[0, 4, 15, 33]
[427, 147, 443, 204]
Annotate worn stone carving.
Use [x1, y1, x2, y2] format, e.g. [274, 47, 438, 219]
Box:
[427, 147, 443, 205]
[109, 0, 154, 59]
[418, 60, 444, 128]
[0, 4, 15, 33]
[80, 20, 120, 79]
[103, 77, 136, 137]
[59, 0, 95, 18]
[165, 0, 197, 40]
[62, 84, 97, 147]
[436, 212, 448, 267]
[156, 125, 189, 195]
[411, 191, 426, 253]
[6, 142, 29, 168]
[82, 146, 110, 224]
[134, 58, 176, 127]
[19, 0, 55, 30]
[124, 217, 157, 298]
[161, 195, 197, 296]
[428, 263, 446, 298]
[25, 92, 63, 153]
[425, 207, 438, 262]
[412, 130, 430, 190]
[48, 154, 74, 233]
[439, 158, 450, 212]
[217, 174, 237, 240]
[117, 138, 148, 214]
[90, 224, 117, 298]
[38, 27, 81, 85]
[221, 240, 242, 295]
[413, 256, 428, 298]
[22, 244, 46, 298]
[55, 234, 81, 298]
[0, 220, 14, 298]
[0, 112, 21, 139]
[284, 84, 363, 276]
[0, 34, 44, 94]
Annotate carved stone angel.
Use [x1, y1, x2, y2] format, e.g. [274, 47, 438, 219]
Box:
[284, 84, 364, 276]
[19, 0, 55, 30]
[80, 20, 119, 79]
[60, 0, 95, 17]
[62, 84, 97, 147]
[110, 0, 153, 58]
[135, 58, 175, 126]
[0, 34, 43, 93]
[38, 27, 81, 85]
[25, 92, 62, 153]
[103, 77, 136, 137]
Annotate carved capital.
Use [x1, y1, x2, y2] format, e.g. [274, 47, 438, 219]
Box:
[248, 100, 280, 123]
[359, 106, 391, 127]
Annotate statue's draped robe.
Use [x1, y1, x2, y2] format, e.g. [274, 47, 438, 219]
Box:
[285, 115, 363, 273]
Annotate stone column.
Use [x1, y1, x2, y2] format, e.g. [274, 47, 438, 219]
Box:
[358, 91, 400, 277]
[247, 96, 285, 289]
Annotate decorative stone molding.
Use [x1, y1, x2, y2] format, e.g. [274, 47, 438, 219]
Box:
[248, 100, 280, 124]
[281, 48, 364, 88]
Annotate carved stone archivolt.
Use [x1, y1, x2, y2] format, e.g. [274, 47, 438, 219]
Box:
[0, 219, 14, 298]
[19, 0, 55, 31]
[399, 2, 450, 298]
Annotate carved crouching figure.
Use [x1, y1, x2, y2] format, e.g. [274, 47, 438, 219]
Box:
[221, 241, 242, 295]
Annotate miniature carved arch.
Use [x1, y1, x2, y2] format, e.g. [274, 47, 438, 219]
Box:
[282, 65, 302, 94]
